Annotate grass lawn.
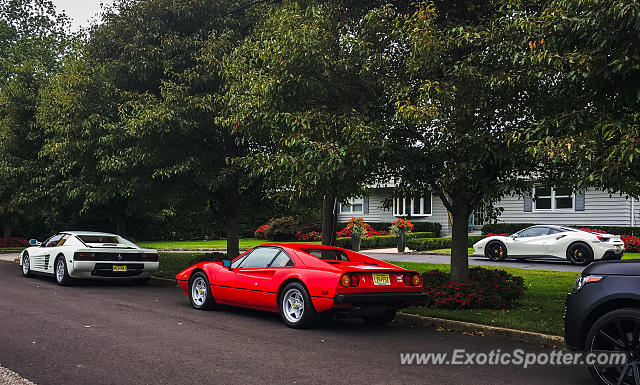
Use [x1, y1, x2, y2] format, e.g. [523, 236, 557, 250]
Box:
[154, 252, 211, 279]
[392, 262, 578, 336]
[427, 248, 475, 255]
[623, 252, 640, 260]
[140, 238, 321, 250]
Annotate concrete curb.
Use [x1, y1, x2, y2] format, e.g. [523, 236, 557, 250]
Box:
[150, 276, 178, 287]
[395, 312, 564, 348]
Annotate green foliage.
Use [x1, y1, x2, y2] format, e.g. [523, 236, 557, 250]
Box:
[264, 217, 298, 241]
[221, 1, 390, 208]
[518, 0, 640, 197]
[407, 235, 486, 251]
[481, 223, 536, 235]
[0, 0, 69, 230]
[337, 232, 433, 250]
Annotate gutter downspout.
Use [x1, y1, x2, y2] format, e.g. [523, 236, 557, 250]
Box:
[632, 198, 636, 227]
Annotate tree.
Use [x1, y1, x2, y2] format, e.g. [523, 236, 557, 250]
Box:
[382, 1, 540, 281]
[222, 1, 396, 245]
[40, 0, 268, 254]
[519, 0, 640, 198]
[0, 0, 69, 237]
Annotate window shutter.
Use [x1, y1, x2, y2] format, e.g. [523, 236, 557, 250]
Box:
[363, 197, 369, 214]
[523, 193, 532, 212]
[575, 191, 585, 211]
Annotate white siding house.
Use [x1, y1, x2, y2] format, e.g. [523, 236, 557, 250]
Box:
[338, 187, 640, 236]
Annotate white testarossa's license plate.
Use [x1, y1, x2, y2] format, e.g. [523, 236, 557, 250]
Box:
[113, 265, 127, 272]
[372, 273, 391, 286]
[616, 245, 622, 252]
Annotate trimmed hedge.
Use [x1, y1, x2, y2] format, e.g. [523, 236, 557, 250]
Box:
[481, 223, 535, 235]
[482, 223, 640, 237]
[338, 221, 442, 237]
[407, 235, 486, 252]
[337, 231, 434, 250]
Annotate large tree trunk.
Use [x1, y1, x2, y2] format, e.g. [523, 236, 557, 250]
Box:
[449, 199, 471, 282]
[114, 215, 127, 236]
[321, 197, 337, 246]
[224, 193, 240, 258]
[2, 218, 12, 238]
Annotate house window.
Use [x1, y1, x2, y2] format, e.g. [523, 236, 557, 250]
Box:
[533, 187, 574, 211]
[341, 198, 363, 214]
[393, 195, 432, 217]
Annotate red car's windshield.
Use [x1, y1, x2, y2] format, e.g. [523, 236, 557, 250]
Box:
[301, 249, 349, 261]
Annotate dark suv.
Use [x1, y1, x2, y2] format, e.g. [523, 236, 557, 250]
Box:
[565, 260, 640, 385]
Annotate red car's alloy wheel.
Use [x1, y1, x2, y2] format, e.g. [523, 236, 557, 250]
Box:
[189, 272, 216, 310]
[279, 282, 317, 329]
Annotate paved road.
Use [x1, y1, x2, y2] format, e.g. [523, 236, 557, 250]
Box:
[364, 252, 586, 272]
[0, 260, 592, 385]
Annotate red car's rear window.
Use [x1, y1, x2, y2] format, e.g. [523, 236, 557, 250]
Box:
[301, 249, 349, 261]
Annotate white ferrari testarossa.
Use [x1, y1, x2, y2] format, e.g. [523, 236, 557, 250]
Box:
[20, 231, 159, 285]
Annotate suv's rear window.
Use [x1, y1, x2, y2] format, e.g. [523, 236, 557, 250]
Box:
[302, 249, 349, 261]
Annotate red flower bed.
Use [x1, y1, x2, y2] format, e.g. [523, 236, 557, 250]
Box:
[487, 233, 509, 237]
[579, 228, 640, 252]
[295, 231, 322, 242]
[422, 267, 526, 309]
[621, 235, 640, 253]
[579, 228, 607, 234]
[0, 238, 29, 248]
[254, 224, 270, 239]
[336, 223, 390, 238]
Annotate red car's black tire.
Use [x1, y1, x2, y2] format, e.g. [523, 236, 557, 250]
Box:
[189, 271, 216, 310]
[278, 282, 317, 329]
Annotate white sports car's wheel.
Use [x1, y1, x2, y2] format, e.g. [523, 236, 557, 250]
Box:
[54, 256, 73, 286]
[22, 252, 32, 278]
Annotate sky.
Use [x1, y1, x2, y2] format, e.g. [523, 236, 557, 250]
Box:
[50, 0, 116, 31]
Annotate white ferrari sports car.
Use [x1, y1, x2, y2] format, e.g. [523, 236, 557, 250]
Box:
[472, 225, 625, 265]
[20, 231, 159, 285]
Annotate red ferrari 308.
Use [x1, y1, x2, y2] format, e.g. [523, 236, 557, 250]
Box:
[176, 244, 426, 328]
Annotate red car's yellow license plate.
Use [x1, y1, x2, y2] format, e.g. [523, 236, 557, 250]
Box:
[372, 274, 390, 286]
[113, 265, 127, 272]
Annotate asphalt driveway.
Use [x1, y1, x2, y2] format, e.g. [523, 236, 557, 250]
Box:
[0, 260, 592, 385]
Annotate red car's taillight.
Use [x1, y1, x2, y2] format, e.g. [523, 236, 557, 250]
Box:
[74, 252, 95, 261]
[404, 273, 421, 286]
[340, 274, 360, 287]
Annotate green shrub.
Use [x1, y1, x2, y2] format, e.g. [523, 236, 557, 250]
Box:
[264, 217, 298, 241]
[422, 267, 526, 309]
[407, 232, 434, 239]
[481, 223, 535, 235]
[335, 231, 434, 250]
[407, 237, 451, 251]
[407, 235, 486, 251]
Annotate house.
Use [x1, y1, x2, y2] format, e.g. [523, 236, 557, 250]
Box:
[337, 185, 640, 236]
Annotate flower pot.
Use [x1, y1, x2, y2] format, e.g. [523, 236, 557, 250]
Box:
[351, 236, 361, 252]
[396, 228, 406, 253]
